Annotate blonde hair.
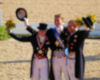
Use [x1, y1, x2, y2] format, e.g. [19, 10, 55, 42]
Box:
[55, 14, 64, 20]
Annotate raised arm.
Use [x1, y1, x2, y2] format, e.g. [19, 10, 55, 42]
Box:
[26, 26, 36, 34]
[7, 29, 31, 42]
[24, 18, 37, 35]
[79, 30, 90, 39]
[79, 24, 93, 39]
[9, 33, 31, 42]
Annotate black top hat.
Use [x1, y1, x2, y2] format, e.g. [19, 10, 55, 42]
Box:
[86, 17, 93, 26]
[38, 23, 47, 30]
[16, 8, 27, 21]
[82, 17, 93, 29]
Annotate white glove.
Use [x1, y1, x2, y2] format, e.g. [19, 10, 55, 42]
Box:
[24, 18, 29, 26]
[92, 24, 95, 30]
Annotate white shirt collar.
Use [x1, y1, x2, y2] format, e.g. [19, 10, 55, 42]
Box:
[38, 35, 46, 43]
[54, 25, 64, 34]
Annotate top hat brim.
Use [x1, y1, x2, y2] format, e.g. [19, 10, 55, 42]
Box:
[37, 26, 47, 30]
[37, 23, 47, 30]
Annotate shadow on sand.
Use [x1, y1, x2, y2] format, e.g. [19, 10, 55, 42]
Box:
[0, 55, 100, 64]
[0, 60, 30, 64]
[85, 78, 100, 80]
[85, 55, 100, 62]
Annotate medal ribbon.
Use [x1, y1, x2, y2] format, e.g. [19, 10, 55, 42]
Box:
[53, 28, 65, 49]
[36, 35, 46, 49]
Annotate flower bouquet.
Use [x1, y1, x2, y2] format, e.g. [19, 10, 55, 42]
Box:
[88, 14, 97, 24]
[5, 20, 16, 29]
[74, 17, 84, 27]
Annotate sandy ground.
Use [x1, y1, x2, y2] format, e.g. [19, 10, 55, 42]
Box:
[0, 0, 100, 80]
[0, 39, 100, 80]
[0, 0, 100, 23]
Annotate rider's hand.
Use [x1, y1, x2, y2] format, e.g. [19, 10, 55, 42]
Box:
[24, 18, 29, 28]
[84, 24, 90, 31]
[6, 28, 10, 34]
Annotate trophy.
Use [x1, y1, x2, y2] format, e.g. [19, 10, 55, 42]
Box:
[16, 8, 27, 21]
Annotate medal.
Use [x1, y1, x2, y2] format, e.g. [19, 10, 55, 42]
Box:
[36, 35, 46, 49]
[74, 39, 77, 43]
[36, 35, 46, 55]
[70, 47, 73, 50]
[71, 43, 74, 46]
[74, 35, 78, 38]
[55, 41, 59, 46]
[38, 50, 43, 54]
[55, 34, 65, 48]
[53, 28, 68, 56]
[65, 48, 69, 56]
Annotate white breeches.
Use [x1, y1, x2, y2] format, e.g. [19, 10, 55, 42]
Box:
[67, 54, 76, 80]
[32, 58, 48, 80]
[53, 57, 69, 80]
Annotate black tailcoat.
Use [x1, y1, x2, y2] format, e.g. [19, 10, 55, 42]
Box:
[9, 32, 50, 78]
[68, 30, 89, 80]
[26, 27, 89, 80]
[46, 28, 69, 80]
[27, 27, 69, 80]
